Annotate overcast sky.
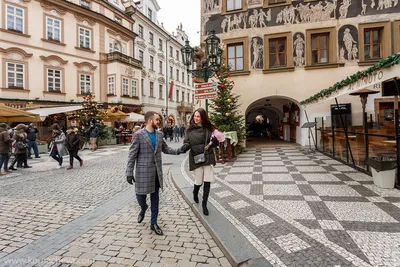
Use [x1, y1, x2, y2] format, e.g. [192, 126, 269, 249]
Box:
[156, 0, 201, 46]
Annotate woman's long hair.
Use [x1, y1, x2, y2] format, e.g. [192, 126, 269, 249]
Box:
[187, 108, 215, 132]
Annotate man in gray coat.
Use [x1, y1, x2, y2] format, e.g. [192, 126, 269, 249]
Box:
[126, 111, 184, 235]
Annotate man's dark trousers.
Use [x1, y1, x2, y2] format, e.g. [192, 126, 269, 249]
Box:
[136, 176, 160, 225]
[27, 140, 39, 157]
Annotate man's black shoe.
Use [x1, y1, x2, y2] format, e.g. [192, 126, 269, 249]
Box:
[23, 166, 32, 168]
[35, 156, 41, 158]
[27, 156, 33, 159]
[137, 205, 148, 223]
[9, 167, 17, 171]
[150, 224, 163, 235]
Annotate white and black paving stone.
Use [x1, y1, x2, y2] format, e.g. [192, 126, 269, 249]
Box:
[181, 146, 400, 267]
[0, 144, 231, 267]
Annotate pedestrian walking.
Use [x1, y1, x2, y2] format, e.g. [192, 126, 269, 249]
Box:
[65, 126, 83, 170]
[26, 123, 40, 159]
[126, 111, 185, 235]
[180, 108, 219, 216]
[88, 118, 100, 151]
[0, 123, 11, 175]
[174, 125, 180, 142]
[49, 123, 68, 168]
[180, 124, 185, 138]
[9, 124, 31, 169]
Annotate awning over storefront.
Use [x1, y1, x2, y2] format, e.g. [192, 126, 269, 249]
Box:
[0, 104, 40, 122]
[123, 112, 145, 122]
[301, 53, 400, 108]
[104, 110, 127, 121]
[26, 105, 83, 121]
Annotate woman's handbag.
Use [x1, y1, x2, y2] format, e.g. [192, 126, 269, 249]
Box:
[193, 130, 208, 164]
[16, 141, 28, 150]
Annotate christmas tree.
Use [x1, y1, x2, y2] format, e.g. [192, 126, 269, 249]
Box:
[209, 63, 245, 144]
[69, 93, 107, 140]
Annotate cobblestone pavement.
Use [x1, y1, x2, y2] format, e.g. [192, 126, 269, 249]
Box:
[182, 146, 400, 267]
[0, 144, 231, 267]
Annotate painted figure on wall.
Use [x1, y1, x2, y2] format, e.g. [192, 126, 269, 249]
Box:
[204, 0, 219, 13]
[343, 28, 357, 60]
[251, 37, 263, 69]
[339, 0, 352, 18]
[221, 15, 231, 33]
[293, 33, 305, 67]
[248, 0, 262, 5]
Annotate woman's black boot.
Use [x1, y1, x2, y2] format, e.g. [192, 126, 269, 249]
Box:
[202, 182, 211, 216]
[193, 184, 201, 203]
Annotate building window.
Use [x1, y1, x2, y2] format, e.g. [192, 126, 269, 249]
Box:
[80, 0, 91, 9]
[141, 78, 145, 96]
[150, 56, 154, 70]
[227, 43, 244, 71]
[227, 0, 242, 11]
[170, 66, 173, 78]
[176, 89, 179, 102]
[46, 17, 61, 42]
[109, 41, 121, 53]
[182, 72, 185, 83]
[122, 77, 129, 96]
[150, 81, 154, 97]
[187, 74, 190, 85]
[192, 95, 194, 103]
[181, 92, 185, 103]
[139, 50, 144, 62]
[138, 25, 144, 39]
[149, 32, 154, 45]
[108, 76, 115, 95]
[176, 50, 179, 60]
[79, 27, 91, 49]
[159, 84, 163, 99]
[7, 62, 24, 88]
[159, 39, 163, 51]
[114, 16, 122, 24]
[159, 61, 163, 74]
[169, 46, 173, 57]
[6, 5, 24, 33]
[148, 8, 153, 21]
[311, 33, 329, 64]
[187, 92, 190, 103]
[132, 79, 137, 97]
[47, 69, 61, 92]
[269, 38, 286, 68]
[176, 69, 179, 81]
[364, 28, 382, 60]
[80, 74, 92, 94]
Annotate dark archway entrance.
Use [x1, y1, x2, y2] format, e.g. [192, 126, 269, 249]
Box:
[245, 96, 302, 147]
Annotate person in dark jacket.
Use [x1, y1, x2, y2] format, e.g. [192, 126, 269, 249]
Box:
[26, 123, 40, 159]
[9, 124, 31, 170]
[88, 119, 100, 152]
[173, 125, 180, 142]
[180, 108, 219, 216]
[0, 123, 11, 175]
[65, 126, 83, 170]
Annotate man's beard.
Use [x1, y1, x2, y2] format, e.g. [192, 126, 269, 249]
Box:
[152, 122, 158, 129]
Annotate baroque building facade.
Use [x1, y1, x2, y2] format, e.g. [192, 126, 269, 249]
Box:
[131, 0, 196, 125]
[201, 0, 400, 145]
[0, 0, 144, 113]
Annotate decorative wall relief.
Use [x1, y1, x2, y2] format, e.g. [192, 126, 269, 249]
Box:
[293, 33, 305, 67]
[204, 0, 219, 13]
[250, 37, 263, 69]
[221, 9, 271, 33]
[338, 25, 358, 62]
[339, 0, 352, 18]
[276, 0, 339, 25]
[248, 0, 262, 6]
[249, 9, 271, 28]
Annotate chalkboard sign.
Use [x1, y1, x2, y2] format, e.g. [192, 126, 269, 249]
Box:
[382, 78, 400, 96]
[331, 104, 352, 128]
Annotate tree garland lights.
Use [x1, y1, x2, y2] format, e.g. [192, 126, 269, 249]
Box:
[300, 53, 400, 106]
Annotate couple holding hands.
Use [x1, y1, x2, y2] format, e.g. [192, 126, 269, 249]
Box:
[126, 108, 222, 235]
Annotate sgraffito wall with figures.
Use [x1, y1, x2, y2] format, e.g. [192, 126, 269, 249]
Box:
[200, 0, 400, 145]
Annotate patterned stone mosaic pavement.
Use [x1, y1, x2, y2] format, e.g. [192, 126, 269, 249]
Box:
[183, 146, 400, 267]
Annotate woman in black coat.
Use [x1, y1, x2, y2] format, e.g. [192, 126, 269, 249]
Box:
[180, 108, 219, 216]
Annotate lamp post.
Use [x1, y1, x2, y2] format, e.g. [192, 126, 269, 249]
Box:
[181, 30, 222, 113]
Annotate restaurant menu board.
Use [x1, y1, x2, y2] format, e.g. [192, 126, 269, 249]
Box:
[331, 104, 352, 128]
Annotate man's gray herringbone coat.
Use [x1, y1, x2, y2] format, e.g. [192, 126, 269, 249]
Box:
[126, 129, 179, 194]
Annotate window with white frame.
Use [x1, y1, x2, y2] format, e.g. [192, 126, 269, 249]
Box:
[108, 76, 115, 94]
[176, 50, 179, 60]
[47, 69, 61, 91]
[187, 74, 190, 85]
[122, 77, 129, 96]
[159, 84, 163, 99]
[80, 0, 90, 9]
[159, 61, 163, 74]
[176, 69, 179, 81]
[79, 27, 91, 49]
[109, 40, 121, 53]
[149, 32, 154, 45]
[150, 56, 154, 70]
[80, 74, 92, 94]
[227, 0, 242, 11]
[6, 62, 24, 88]
[187, 92, 190, 103]
[138, 25, 144, 38]
[148, 8, 153, 21]
[131, 79, 137, 97]
[182, 72, 185, 83]
[6, 5, 24, 33]
[150, 82, 154, 97]
[169, 66, 173, 78]
[114, 16, 122, 24]
[138, 50, 144, 62]
[46, 17, 61, 42]
[159, 39, 163, 51]
[141, 78, 145, 95]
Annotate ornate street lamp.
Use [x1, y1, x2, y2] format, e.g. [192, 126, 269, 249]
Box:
[181, 30, 222, 112]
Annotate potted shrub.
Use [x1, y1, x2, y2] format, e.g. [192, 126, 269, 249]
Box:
[367, 157, 397, 189]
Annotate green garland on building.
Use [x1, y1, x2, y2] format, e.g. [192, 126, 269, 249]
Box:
[300, 53, 400, 106]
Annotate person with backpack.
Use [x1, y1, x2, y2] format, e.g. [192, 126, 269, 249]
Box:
[88, 118, 100, 151]
[65, 126, 83, 170]
[9, 124, 31, 169]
